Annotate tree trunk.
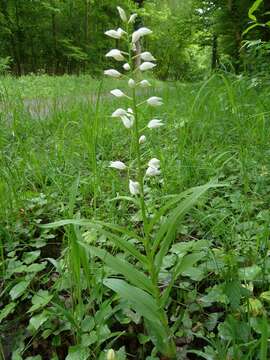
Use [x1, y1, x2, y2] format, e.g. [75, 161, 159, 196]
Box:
[211, 34, 219, 71]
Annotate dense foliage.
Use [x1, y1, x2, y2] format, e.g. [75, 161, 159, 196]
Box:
[0, 0, 269, 78]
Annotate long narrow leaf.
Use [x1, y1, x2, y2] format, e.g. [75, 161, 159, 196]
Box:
[90, 247, 154, 294]
[103, 278, 162, 324]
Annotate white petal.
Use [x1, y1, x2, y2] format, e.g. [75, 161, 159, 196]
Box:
[128, 13, 138, 24]
[139, 80, 151, 88]
[147, 96, 163, 106]
[147, 119, 164, 129]
[139, 62, 156, 71]
[106, 49, 125, 61]
[140, 52, 156, 62]
[129, 180, 140, 195]
[146, 166, 161, 177]
[117, 6, 127, 22]
[127, 107, 133, 114]
[111, 108, 127, 117]
[105, 29, 122, 39]
[121, 115, 134, 128]
[139, 135, 146, 144]
[132, 30, 140, 43]
[109, 161, 127, 170]
[117, 28, 126, 37]
[110, 89, 126, 98]
[148, 158, 160, 168]
[104, 69, 122, 78]
[132, 26, 152, 43]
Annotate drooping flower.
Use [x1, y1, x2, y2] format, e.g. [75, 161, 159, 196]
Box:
[147, 119, 164, 129]
[129, 180, 140, 195]
[139, 79, 151, 88]
[128, 13, 137, 24]
[148, 158, 160, 168]
[104, 69, 122, 78]
[128, 79, 136, 88]
[117, 6, 127, 22]
[139, 135, 146, 144]
[111, 108, 127, 117]
[123, 63, 131, 71]
[106, 49, 125, 61]
[121, 114, 134, 129]
[146, 166, 161, 176]
[110, 89, 126, 98]
[140, 52, 156, 62]
[109, 161, 127, 170]
[147, 96, 163, 106]
[132, 27, 152, 43]
[139, 62, 156, 71]
[105, 28, 126, 39]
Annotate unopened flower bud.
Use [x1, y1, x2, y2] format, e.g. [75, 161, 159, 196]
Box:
[117, 6, 127, 22]
[128, 13, 137, 24]
[107, 349, 116, 360]
[140, 52, 156, 62]
[128, 79, 136, 88]
[139, 135, 146, 144]
[123, 63, 131, 71]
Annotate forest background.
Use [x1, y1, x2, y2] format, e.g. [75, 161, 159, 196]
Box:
[0, 0, 270, 80]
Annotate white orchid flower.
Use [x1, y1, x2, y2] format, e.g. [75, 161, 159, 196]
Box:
[123, 63, 131, 71]
[121, 115, 134, 129]
[117, 6, 127, 22]
[140, 52, 156, 62]
[147, 119, 164, 128]
[129, 180, 140, 195]
[104, 69, 122, 78]
[128, 79, 136, 88]
[148, 158, 160, 168]
[132, 27, 152, 43]
[105, 49, 125, 61]
[128, 13, 137, 24]
[109, 161, 127, 170]
[139, 79, 151, 87]
[146, 166, 161, 176]
[139, 62, 156, 71]
[147, 96, 163, 106]
[110, 89, 126, 98]
[139, 135, 146, 144]
[111, 108, 127, 117]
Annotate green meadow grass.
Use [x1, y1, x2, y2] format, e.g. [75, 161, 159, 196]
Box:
[1, 74, 270, 359]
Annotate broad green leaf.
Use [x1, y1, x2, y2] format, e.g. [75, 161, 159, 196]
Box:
[29, 310, 49, 331]
[22, 250, 40, 264]
[161, 252, 205, 306]
[65, 345, 90, 360]
[28, 290, 53, 313]
[9, 279, 31, 300]
[238, 265, 261, 280]
[103, 278, 161, 324]
[0, 302, 16, 323]
[91, 247, 154, 294]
